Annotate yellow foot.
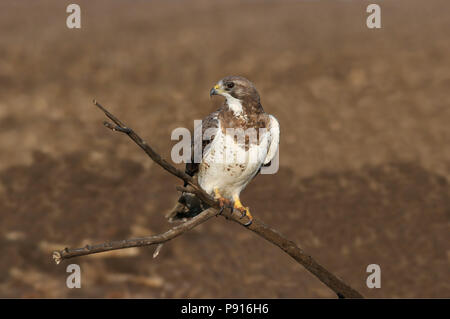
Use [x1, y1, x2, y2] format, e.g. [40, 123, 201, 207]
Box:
[232, 195, 253, 226]
[214, 188, 231, 214]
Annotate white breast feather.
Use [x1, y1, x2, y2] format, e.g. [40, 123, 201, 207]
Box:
[222, 93, 245, 117]
[198, 121, 271, 198]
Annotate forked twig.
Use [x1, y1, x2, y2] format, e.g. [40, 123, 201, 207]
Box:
[51, 100, 363, 299]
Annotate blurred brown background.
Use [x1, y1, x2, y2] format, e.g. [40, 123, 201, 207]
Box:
[0, 0, 449, 298]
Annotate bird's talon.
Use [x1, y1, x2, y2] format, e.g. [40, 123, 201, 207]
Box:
[214, 188, 232, 213]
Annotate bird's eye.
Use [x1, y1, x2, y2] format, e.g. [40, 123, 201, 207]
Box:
[226, 82, 234, 89]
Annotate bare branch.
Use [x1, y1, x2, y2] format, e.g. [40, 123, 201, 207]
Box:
[241, 218, 362, 298]
[51, 100, 363, 299]
[52, 208, 219, 264]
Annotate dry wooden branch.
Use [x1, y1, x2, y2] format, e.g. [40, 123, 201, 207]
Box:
[52, 208, 219, 264]
[52, 100, 363, 299]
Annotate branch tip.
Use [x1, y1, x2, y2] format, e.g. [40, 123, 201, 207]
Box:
[153, 244, 164, 258]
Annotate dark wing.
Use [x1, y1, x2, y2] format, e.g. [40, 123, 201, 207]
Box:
[167, 110, 219, 222]
[185, 110, 219, 178]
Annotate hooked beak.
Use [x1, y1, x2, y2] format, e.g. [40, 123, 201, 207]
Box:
[209, 84, 221, 97]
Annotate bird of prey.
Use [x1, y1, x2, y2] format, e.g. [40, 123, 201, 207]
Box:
[167, 76, 280, 226]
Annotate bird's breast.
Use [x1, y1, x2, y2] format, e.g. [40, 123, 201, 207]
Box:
[198, 126, 270, 197]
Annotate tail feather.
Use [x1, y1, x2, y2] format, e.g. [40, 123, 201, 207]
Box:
[166, 192, 210, 223]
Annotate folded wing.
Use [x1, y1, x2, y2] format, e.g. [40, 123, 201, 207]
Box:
[263, 115, 280, 165]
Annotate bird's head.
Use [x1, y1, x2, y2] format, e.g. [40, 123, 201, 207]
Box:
[210, 76, 260, 105]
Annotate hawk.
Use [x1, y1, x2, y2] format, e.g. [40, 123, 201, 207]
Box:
[167, 76, 280, 226]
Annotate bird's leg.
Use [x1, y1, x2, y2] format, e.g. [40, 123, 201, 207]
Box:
[214, 188, 231, 215]
[232, 195, 253, 226]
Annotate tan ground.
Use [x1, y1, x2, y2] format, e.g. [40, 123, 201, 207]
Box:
[0, 0, 449, 298]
